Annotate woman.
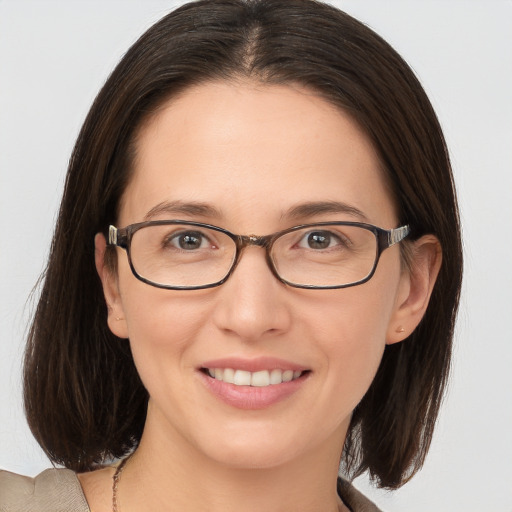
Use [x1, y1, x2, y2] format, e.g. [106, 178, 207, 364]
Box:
[0, 0, 462, 510]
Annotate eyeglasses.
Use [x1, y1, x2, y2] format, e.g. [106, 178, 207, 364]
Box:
[107, 220, 410, 290]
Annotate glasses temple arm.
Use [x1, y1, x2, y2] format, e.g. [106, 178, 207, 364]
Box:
[388, 225, 410, 247]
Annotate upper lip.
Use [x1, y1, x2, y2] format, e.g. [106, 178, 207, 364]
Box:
[200, 356, 308, 373]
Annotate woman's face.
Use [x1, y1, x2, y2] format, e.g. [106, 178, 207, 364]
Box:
[102, 81, 411, 470]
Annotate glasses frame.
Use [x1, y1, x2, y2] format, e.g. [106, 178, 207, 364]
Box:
[108, 220, 410, 290]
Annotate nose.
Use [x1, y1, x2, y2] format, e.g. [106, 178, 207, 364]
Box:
[212, 246, 292, 342]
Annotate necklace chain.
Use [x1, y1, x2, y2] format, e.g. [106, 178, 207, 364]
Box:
[112, 456, 130, 512]
[111, 453, 345, 512]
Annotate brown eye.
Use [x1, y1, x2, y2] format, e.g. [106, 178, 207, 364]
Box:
[306, 231, 332, 249]
[165, 230, 209, 250]
[297, 230, 343, 250]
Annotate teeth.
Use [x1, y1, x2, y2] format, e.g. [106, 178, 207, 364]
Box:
[233, 370, 251, 386]
[251, 370, 270, 387]
[282, 370, 293, 382]
[206, 368, 304, 387]
[269, 369, 283, 385]
[223, 368, 235, 384]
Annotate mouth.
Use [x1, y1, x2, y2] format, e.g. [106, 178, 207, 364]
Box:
[201, 367, 308, 387]
[198, 357, 310, 409]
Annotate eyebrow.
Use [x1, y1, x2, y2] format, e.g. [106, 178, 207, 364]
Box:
[282, 201, 369, 222]
[143, 199, 368, 224]
[143, 200, 222, 221]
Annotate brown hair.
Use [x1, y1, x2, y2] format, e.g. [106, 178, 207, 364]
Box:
[23, 0, 462, 488]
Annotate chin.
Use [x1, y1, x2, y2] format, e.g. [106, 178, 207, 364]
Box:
[192, 420, 334, 471]
[206, 440, 302, 470]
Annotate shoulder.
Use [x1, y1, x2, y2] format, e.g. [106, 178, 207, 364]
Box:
[0, 468, 90, 512]
[337, 477, 384, 512]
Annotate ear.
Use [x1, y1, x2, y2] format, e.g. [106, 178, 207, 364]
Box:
[386, 235, 442, 344]
[94, 233, 129, 339]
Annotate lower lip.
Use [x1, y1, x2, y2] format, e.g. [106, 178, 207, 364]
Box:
[199, 371, 308, 410]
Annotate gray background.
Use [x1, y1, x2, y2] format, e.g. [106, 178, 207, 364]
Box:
[1, 1, 511, 510]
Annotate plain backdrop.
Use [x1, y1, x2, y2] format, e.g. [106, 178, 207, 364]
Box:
[1, 1, 511, 510]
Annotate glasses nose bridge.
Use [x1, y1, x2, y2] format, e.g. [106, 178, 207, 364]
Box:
[237, 233, 273, 250]
[231, 233, 276, 276]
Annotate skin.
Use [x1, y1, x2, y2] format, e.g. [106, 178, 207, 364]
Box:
[83, 81, 441, 512]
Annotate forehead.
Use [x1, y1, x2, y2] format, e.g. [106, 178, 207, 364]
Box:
[121, 81, 396, 229]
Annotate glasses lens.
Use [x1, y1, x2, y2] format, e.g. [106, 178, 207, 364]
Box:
[129, 223, 236, 288]
[271, 224, 378, 287]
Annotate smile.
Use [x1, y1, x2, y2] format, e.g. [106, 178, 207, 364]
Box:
[205, 368, 305, 387]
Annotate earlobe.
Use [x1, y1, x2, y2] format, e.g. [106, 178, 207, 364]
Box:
[94, 233, 129, 339]
[386, 234, 442, 344]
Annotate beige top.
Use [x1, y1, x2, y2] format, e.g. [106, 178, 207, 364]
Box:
[0, 469, 89, 512]
[0, 469, 382, 512]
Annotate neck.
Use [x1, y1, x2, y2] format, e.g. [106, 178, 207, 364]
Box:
[118, 407, 348, 512]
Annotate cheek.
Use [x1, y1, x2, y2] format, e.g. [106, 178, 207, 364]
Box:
[307, 274, 400, 402]
[118, 280, 211, 379]
[309, 276, 397, 349]
[318, 300, 386, 378]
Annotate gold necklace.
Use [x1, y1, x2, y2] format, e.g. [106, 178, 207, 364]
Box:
[112, 456, 130, 512]
[111, 454, 345, 512]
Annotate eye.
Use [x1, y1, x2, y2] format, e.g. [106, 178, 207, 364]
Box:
[298, 230, 344, 250]
[166, 230, 211, 251]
